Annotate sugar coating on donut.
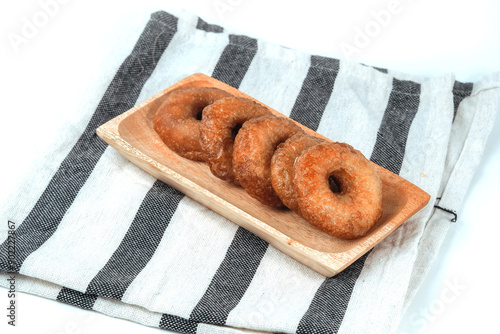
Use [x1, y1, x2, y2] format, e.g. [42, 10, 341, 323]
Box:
[154, 87, 383, 240]
[293, 142, 383, 239]
[233, 115, 305, 208]
[271, 133, 325, 213]
[200, 97, 272, 185]
[153, 87, 232, 161]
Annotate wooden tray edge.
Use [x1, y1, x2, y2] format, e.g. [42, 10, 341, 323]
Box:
[96, 73, 431, 277]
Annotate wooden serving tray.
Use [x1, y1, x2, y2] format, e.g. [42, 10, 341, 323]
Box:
[96, 73, 430, 277]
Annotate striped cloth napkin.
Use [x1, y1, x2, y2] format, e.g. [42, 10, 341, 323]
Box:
[1, 9, 499, 334]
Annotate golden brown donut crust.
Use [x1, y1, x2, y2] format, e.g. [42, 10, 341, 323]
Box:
[200, 97, 272, 185]
[153, 86, 383, 240]
[153, 87, 232, 161]
[233, 115, 305, 208]
[271, 133, 325, 213]
[293, 142, 383, 239]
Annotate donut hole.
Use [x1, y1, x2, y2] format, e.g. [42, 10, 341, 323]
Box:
[328, 174, 342, 194]
[232, 123, 243, 140]
[195, 106, 205, 121]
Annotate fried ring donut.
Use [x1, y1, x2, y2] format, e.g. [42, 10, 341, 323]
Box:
[271, 133, 325, 213]
[153, 87, 232, 161]
[200, 97, 272, 185]
[233, 116, 305, 208]
[294, 142, 383, 239]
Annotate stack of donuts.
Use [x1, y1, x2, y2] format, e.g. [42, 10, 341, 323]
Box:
[153, 87, 383, 239]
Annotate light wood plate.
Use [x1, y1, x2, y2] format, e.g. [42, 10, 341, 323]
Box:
[96, 73, 430, 277]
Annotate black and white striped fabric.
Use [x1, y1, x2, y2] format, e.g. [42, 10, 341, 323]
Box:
[1, 10, 499, 334]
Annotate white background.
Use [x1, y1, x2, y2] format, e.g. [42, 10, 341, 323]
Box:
[1, 1, 499, 333]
